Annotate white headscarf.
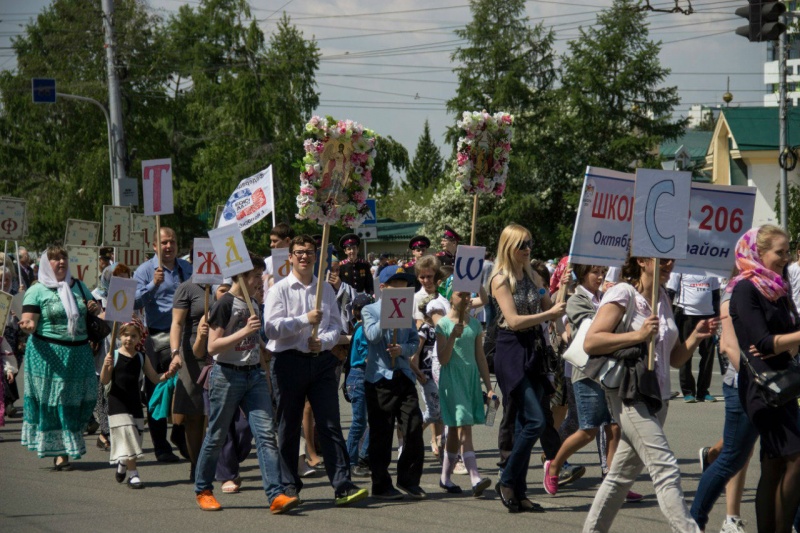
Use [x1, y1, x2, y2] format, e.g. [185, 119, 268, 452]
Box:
[38, 252, 80, 338]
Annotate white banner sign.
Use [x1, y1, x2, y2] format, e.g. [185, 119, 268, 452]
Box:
[105, 277, 137, 324]
[208, 224, 253, 278]
[0, 291, 12, 332]
[631, 169, 691, 259]
[142, 158, 174, 216]
[452, 245, 486, 294]
[118, 232, 146, 269]
[65, 219, 101, 246]
[379, 287, 415, 330]
[675, 183, 757, 276]
[0, 197, 26, 241]
[66, 245, 100, 291]
[218, 166, 275, 232]
[568, 167, 635, 267]
[271, 248, 291, 285]
[192, 238, 223, 285]
[103, 205, 131, 247]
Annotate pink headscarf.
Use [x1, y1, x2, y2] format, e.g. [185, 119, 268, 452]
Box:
[726, 227, 787, 302]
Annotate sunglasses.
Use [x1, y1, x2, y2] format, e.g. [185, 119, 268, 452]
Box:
[517, 239, 533, 250]
[658, 258, 675, 265]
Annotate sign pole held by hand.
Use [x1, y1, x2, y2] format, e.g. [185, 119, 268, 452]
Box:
[204, 285, 210, 322]
[391, 329, 398, 369]
[648, 261, 661, 371]
[108, 321, 119, 355]
[239, 280, 256, 317]
[311, 223, 331, 339]
[155, 215, 162, 269]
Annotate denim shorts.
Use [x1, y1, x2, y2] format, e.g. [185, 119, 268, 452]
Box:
[573, 378, 612, 430]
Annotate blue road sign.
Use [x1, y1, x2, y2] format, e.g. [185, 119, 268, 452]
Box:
[364, 198, 377, 225]
[32, 78, 56, 103]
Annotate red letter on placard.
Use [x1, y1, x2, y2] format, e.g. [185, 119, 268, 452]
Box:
[197, 252, 221, 275]
[76, 265, 88, 280]
[389, 298, 407, 319]
[143, 163, 170, 212]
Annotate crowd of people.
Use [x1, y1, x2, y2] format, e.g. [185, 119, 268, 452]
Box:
[3, 221, 800, 533]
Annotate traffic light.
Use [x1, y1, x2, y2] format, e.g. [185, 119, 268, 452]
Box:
[735, 0, 787, 42]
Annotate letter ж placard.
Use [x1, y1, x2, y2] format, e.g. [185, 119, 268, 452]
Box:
[452, 245, 486, 294]
[105, 277, 137, 324]
[192, 238, 223, 285]
[208, 224, 253, 278]
[631, 169, 691, 259]
[379, 287, 416, 330]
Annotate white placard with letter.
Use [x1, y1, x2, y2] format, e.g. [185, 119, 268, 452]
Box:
[103, 205, 131, 247]
[568, 167, 635, 267]
[0, 291, 12, 331]
[118, 232, 145, 269]
[675, 183, 756, 277]
[0, 197, 26, 241]
[66, 245, 100, 291]
[105, 277, 137, 324]
[631, 169, 691, 259]
[452, 245, 486, 294]
[208, 224, 253, 278]
[192, 238, 223, 285]
[271, 248, 292, 285]
[131, 213, 157, 252]
[142, 158, 174, 216]
[65, 219, 101, 246]
[379, 287, 415, 330]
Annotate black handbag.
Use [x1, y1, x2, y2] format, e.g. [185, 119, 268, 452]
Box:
[77, 282, 111, 343]
[741, 351, 800, 408]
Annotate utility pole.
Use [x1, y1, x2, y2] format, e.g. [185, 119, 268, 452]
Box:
[101, 0, 127, 206]
[779, 19, 788, 231]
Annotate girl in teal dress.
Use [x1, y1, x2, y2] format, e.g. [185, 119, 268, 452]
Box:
[436, 291, 497, 497]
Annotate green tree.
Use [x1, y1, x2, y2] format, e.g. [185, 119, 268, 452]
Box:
[405, 120, 444, 190]
[371, 135, 409, 197]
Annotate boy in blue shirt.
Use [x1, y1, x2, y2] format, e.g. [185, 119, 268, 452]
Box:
[361, 265, 425, 500]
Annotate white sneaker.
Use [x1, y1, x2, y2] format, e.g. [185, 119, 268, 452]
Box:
[299, 458, 316, 478]
[720, 517, 747, 533]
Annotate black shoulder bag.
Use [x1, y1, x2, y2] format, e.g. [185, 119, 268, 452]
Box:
[76, 282, 112, 343]
[740, 351, 800, 408]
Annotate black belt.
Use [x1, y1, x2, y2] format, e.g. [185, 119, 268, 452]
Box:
[276, 349, 328, 359]
[351, 364, 366, 369]
[32, 332, 88, 347]
[148, 328, 170, 335]
[217, 362, 261, 372]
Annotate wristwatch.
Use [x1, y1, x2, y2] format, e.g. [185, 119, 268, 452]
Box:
[171, 349, 180, 356]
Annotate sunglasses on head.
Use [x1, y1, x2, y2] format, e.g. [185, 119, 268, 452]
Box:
[517, 239, 533, 250]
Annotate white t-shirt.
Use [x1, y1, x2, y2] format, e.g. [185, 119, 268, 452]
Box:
[667, 273, 719, 316]
[264, 256, 273, 276]
[788, 263, 800, 312]
[413, 287, 438, 321]
[599, 283, 679, 401]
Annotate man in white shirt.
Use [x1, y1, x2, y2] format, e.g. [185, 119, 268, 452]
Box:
[787, 248, 800, 312]
[263, 223, 294, 287]
[666, 272, 720, 403]
[264, 235, 368, 507]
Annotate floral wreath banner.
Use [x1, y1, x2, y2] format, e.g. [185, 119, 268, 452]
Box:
[297, 116, 377, 228]
[455, 110, 513, 196]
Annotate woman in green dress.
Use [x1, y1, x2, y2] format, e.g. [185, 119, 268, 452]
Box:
[436, 291, 497, 497]
[19, 244, 100, 470]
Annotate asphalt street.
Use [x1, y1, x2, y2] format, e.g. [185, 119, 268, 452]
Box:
[0, 361, 758, 533]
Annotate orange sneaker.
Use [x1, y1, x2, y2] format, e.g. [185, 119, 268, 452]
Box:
[270, 494, 300, 515]
[196, 490, 222, 511]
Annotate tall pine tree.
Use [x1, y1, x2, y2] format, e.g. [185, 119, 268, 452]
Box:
[405, 120, 444, 190]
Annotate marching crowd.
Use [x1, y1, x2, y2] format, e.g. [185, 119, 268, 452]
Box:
[3, 220, 800, 533]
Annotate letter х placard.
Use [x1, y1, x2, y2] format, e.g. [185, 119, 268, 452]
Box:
[452, 245, 486, 294]
[631, 169, 690, 259]
[379, 287, 415, 330]
[105, 277, 137, 324]
[192, 238, 223, 285]
[208, 224, 253, 278]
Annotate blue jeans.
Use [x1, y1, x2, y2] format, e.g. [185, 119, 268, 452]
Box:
[194, 365, 283, 503]
[345, 367, 369, 466]
[500, 375, 546, 498]
[691, 383, 759, 530]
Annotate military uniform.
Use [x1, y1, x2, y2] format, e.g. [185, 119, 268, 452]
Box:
[339, 233, 374, 296]
[436, 226, 461, 267]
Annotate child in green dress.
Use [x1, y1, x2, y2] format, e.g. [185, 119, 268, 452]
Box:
[436, 291, 498, 496]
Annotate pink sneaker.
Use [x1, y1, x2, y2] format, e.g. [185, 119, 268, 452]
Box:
[543, 460, 559, 495]
[625, 490, 643, 503]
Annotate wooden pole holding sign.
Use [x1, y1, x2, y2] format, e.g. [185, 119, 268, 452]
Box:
[311, 223, 331, 339]
[108, 322, 119, 356]
[470, 195, 478, 247]
[1, 240, 6, 289]
[391, 329, 398, 369]
[647, 261, 660, 371]
[155, 215, 162, 269]
[204, 285, 210, 322]
[239, 280, 256, 317]
[15, 242, 23, 291]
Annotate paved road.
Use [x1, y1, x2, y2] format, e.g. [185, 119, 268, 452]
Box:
[0, 363, 757, 533]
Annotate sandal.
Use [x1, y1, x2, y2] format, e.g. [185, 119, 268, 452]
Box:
[96, 436, 111, 451]
[495, 482, 519, 513]
[518, 498, 546, 513]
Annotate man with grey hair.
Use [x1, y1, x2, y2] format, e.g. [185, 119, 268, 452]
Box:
[17, 247, 34, 291]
